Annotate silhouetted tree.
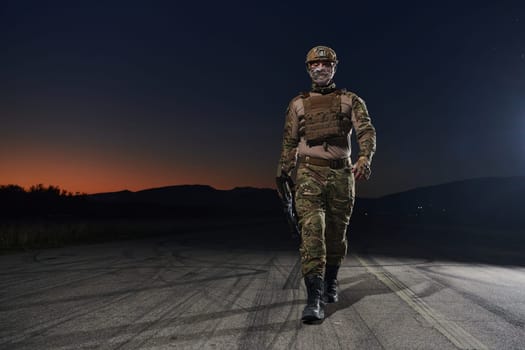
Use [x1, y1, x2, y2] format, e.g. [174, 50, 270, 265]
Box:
[0, 184, 88, 219]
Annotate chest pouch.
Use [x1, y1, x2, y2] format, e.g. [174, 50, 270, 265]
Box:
[298, 92, 351, 147]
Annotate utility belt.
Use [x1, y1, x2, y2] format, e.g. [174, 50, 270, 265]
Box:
[298, 155, 350, 169]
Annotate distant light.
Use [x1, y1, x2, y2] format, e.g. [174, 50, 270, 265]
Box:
[364, 212, 368, 216]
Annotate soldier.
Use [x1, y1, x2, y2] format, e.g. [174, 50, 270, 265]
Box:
[276, 46, 376, 322]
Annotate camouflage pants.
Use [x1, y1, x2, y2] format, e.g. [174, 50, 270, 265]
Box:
[294, 161, 355, 277]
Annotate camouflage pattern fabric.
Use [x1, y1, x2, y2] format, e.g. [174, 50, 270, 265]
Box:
[277, 90, 376, 177]
[277, 98, 301, 176]
[351, 94, 376, 160]
[277, 88, 376, 279]
[295, 162, 355, 277]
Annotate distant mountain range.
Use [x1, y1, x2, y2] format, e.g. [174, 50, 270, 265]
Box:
[86, 176, 524, 227]
[87, 185, 282, 218]
[1, 177, 523, 227]
[356, 176, 525, 228]
[89, 185, 277, 205]
[89, 185, 280, 209]
[89, 176, 524, 208]
[389, 176, 521, 210]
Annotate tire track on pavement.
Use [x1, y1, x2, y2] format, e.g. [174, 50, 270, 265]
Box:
[192, 254, 274, 350]
[1, 251, 178, 347]
[108, 250, 261, 349]
[417, 265, 525, 329]
[354, 254, 488, 350]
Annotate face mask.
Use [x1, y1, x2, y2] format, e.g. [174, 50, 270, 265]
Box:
[308, 62, 335, 86]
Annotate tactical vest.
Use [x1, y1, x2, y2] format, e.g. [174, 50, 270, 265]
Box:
[298, 90, 352, 148]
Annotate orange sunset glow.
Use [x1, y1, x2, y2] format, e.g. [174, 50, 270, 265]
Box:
[1, 146, 276, 194]
[3, 2, 524, 200]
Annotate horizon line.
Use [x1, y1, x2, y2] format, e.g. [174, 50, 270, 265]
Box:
[2, 174, 523, 199]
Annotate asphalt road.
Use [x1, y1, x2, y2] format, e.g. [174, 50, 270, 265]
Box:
[1, 232, 525, 349]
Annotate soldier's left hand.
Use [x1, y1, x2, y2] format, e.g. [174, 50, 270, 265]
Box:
[352, 156, 371, 180]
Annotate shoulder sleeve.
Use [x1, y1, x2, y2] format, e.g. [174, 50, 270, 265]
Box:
[350, 93, 377, 161]
[277, 96, 301, 176]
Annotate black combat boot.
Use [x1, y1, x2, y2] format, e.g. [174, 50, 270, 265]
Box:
[302, 275, 325, 322]
[324, 265, 340, 303]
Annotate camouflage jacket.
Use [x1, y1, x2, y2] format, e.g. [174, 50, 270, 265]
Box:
[277, 89, 376, 176]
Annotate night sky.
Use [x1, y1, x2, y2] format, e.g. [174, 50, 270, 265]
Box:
[2, 1, 524, 197]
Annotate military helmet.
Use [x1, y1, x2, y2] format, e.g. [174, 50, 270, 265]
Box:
[305, 46, 338, 65]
